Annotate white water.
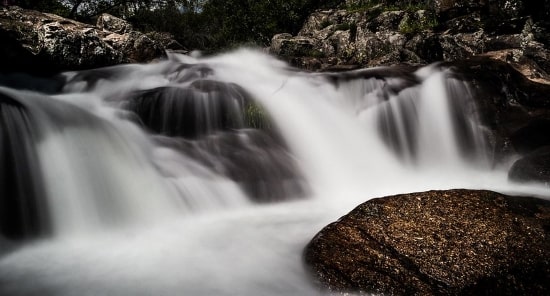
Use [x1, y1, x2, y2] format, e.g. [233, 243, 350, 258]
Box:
[0, 49, 548, 295]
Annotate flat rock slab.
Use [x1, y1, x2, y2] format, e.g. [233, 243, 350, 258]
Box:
[304, 189, 550, 295]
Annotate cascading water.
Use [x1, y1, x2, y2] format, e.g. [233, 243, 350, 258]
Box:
[0, 49, 547, 296]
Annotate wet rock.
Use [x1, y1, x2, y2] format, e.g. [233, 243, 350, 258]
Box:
[304, 189, 550, 295]
[125, 84, 252, 139]
[509, 146, 550, 185]
[441, 57, 550, 161]
[155, 130, 309, 202]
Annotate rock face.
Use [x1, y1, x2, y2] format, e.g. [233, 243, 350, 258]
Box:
[439, 57, 550, 162]
[0, 6, 183, 73]
[440, 57, 550, 181]
[271, 1, 550, 73]
[509, 146, 550, 184]
[304, 189, 550, 295]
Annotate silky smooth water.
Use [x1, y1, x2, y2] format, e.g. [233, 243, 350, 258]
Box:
[0, 49, 547, 295]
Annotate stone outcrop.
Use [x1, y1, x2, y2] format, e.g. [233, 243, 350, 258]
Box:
[437, 57, 550, 163]
[0, 6, 183, 73]
[304, 189, 550, 295]
[271, 0, 550, 75]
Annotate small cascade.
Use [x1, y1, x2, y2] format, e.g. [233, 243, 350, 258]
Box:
[0, 85, 251, 238]
[329, 65, 488, 168]
[0, 49, 513, 239]
[0, 90, 49, 240]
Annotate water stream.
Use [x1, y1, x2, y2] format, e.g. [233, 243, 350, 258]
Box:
[0, 49, 547, 295]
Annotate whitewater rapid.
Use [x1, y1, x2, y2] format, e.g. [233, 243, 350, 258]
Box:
[0, 49, 547, 296]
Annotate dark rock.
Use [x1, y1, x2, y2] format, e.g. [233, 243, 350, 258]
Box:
[433, 0, 486, 17]
[155, 130, 309, 202]
[404, 33, 443, 62]
[510, 119, 550, 154]
[441, 57, 550, 161]
[125, 83, 252, 139]
[304, 189, 550, 295]
[440, 11, 482, 34]
[509, 146, 550, 184]
[146, 31, 185, 51]
[271, 33, 320, 58]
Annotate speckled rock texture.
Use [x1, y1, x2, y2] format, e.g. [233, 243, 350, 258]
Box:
[272, 0, 550, 74]
[0, 6, 182, 73]
[304, 189, 550, 295]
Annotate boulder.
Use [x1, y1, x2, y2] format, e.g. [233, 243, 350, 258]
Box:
[96, 13, 133, 34]
[304, 189, 550, 295]
[509, 146, 550, 184]
[155, 130, 309, 203]
[0, 6, 178, 73]
[271, 33, 320, 58]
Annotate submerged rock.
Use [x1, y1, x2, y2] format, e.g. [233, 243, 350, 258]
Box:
[155, 130, 309, 202]
[304, 189, 550, 295]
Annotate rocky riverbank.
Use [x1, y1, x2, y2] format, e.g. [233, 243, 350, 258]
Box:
[0, 6, 183, 74]
[270, 0, 550, 81]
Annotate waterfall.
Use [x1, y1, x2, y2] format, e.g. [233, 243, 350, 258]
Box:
[0, 49, 547, 296]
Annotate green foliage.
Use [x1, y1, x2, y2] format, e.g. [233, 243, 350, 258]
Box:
[346, 0, 432, 13]
[244, 102, 271, 130]
[129, 3, 211, 49]
[320, 20, 333, 29]
[17, 0, 70, 17]
[346, 0, 381, 13]
[398, 14, 438, 34]
[199, 0, 345, 50]
[334, 22, 351, 31]
[308, 49, 325, 58]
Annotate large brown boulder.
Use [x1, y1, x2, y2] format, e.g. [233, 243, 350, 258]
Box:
[304, 189, 550, 295]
